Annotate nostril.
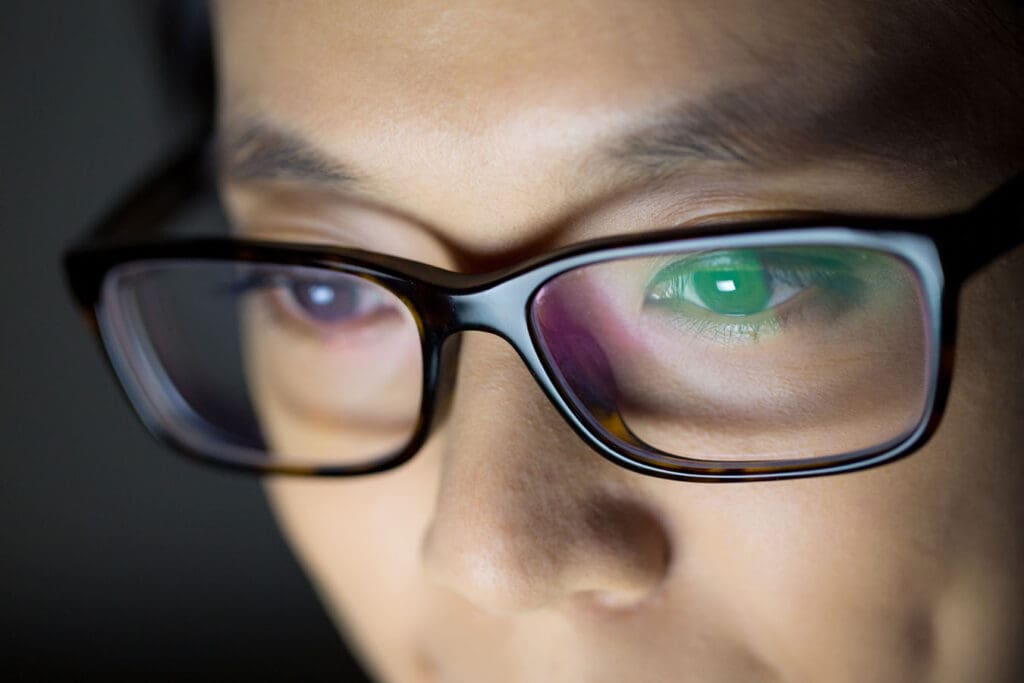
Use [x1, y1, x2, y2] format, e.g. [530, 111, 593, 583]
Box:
[578, 497, 673, 605]
[421, 491, 672, 615]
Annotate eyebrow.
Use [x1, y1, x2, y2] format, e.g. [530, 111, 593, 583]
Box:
[215, 101, 779, 193]
[611, 82, 924, 178]
[218, 72, 947, 189]
[217, 119, 361, 186]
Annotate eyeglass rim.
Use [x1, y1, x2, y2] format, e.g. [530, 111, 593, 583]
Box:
[66, 227, 972, 482]
[62, 142, 1024, 481]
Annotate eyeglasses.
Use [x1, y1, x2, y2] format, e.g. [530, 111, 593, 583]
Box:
[64, 142, 1023, 481]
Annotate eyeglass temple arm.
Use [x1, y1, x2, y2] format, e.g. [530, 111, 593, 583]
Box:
[74, 134, 213, 247]
[933, 170, 1024, 283]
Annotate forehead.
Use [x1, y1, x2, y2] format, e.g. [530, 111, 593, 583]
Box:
[215, 0, 881, 138]
[223, 2, 853, 93]
[212, 1, 997, 253]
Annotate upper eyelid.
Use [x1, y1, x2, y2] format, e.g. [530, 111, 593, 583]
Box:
[641, 248, 855, 295]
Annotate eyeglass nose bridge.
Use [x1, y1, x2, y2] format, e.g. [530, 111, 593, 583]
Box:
[418, 274, 579, 429]
[431, 275, 557, 400]
[423, 272, 663, 480]
[445, 277, 539, 345]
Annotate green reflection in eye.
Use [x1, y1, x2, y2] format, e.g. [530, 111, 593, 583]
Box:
[692, 250, 770, 315]
[649, 249, 772, 316]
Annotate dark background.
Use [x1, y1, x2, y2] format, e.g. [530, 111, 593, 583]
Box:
[2, 3, 369, 680]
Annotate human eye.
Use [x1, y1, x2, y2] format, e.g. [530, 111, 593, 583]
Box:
[642, 247, 865, 343]
[231, 267, 404, 338]
[229, 263, 423, 445]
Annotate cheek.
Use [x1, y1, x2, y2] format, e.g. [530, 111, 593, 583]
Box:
[241, 294, 424, 466]
[662, 464, 957, 677]
[261, 395, 1015, 682]
[262, 445, 443, 679]
[254, 253, 1024, 681]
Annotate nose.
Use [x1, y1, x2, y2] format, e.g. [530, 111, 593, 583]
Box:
[421, 333, 671, 614]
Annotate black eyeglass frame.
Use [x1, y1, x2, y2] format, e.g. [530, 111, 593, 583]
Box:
[64, 142, 1024, 481]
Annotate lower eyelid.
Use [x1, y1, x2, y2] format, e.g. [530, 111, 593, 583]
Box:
[260, 285, 347, 337]
[261, 287, 321, 335]
[642, 284, 850, 345]
[273, 286, 409, 340]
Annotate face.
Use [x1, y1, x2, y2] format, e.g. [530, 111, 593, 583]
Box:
[213, 2, 1024, 681]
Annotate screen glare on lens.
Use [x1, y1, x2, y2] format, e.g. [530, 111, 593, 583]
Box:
[531, 245, 931, 463]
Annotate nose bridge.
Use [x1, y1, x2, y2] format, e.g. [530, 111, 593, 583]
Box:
[420, 332, 671, 614]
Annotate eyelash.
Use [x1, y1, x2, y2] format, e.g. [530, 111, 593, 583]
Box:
[641, 254, 863, 344]
[227, 271, 394, 338]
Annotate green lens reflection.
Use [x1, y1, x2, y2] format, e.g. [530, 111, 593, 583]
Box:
[533, 243, 930, 462]
[647, 249, 772, 316]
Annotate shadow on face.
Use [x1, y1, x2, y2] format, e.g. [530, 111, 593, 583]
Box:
[214, 1, 1024, 681]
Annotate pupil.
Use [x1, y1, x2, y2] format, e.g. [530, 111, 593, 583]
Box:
[309, 284, 335, 306]
[692, 250, 770, 315]
[292, 279, 360, 323]
[715, 279, 737, 293]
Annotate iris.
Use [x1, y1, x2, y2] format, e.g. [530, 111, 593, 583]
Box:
[648, 249, 772, 316]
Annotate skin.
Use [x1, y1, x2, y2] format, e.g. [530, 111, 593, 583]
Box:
[213, 1, 1024, 681]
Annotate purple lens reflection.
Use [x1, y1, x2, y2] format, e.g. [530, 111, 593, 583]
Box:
[532, 283, 619, 415]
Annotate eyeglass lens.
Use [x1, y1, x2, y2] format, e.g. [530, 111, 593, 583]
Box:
[98, 243, 932, 470]
[531, 245, 931, 463]
[101, 261, 423, 468]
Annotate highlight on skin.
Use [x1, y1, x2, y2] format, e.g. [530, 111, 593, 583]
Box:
[211, 0, 1024, 681]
